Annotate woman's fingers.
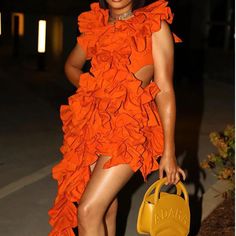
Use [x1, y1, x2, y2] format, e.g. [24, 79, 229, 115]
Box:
[164, 173, 170, 185]
[158, 167, 164, 179]
[165, 171, 176, 185]
[164, 167, 187, 185]
[171, 171, 176, 184]
[174, 172, 181, 185]
[178, 167, 187, 180]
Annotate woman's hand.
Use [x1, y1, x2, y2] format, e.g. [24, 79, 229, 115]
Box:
[158, 154, 186, 185]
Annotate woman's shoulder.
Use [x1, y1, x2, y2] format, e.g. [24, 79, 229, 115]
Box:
[136, 0, 172, 14]
[77, 2, 108, 33]
[130, 0, 182, 42]
[77, 0, 175, 31]
[76, 1, 182, 42]
[132, 0, 175, 32]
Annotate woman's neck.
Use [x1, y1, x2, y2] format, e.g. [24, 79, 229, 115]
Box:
[109, 3, 133, 21]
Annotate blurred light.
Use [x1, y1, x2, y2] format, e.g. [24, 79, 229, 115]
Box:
[0, 12, 2, 35]
[11, 13, 24, 36]
[38, 20, 47, 53]
[52, 17, 63, 57]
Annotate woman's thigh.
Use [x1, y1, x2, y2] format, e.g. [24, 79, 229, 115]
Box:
[80, 155, 134, 214]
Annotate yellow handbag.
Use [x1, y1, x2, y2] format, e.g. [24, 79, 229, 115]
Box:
[137, 177, 190, 236]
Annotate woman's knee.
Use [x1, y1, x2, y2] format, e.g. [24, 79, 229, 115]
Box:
[77, 201, 104, 227]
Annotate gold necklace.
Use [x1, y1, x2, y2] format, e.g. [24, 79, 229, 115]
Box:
[109, 9, 133, 21]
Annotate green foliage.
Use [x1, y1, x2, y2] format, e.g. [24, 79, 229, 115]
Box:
[200, 125, 235, 199]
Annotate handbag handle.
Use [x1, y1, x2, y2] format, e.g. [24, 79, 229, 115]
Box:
[141, 177, 183, 203]
[154, 177, 189, 205]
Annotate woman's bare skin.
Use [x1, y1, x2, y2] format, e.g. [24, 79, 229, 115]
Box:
[64, 2, 186, 235]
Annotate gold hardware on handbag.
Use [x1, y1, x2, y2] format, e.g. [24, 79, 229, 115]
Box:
[137, 177, 190, 236]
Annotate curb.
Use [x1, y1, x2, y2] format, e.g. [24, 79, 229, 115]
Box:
[201, 179, 232, 222]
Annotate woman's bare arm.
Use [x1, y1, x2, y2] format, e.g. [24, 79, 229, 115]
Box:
[64, 43, 87, 88]
[152, 21, 186, 184]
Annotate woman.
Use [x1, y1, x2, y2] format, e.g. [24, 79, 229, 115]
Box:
[48, 0, 187, 235]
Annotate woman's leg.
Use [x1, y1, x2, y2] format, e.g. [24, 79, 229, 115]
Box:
[77, 155, 134, 236]
[104, 196, 118, 236]
[90, 159, 118, 236]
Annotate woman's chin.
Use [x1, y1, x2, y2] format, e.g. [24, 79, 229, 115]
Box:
[106, 0, 132, 10]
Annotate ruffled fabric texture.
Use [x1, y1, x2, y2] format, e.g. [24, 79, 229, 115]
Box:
[77, 0, 182, 60]
[48, 1, 181, 235]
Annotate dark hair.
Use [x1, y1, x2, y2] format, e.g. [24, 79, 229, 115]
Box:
[99, 0, 146, 11]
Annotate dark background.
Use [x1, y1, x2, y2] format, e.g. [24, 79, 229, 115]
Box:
[0, 0, 234, 80]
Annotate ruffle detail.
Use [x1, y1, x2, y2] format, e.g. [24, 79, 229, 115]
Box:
[78, 2, 108, 33]
[128, 0, 183, 48]
[76, 0, 182, 58]
[133, 0, 175, 31]
[48, 69, 164, 235]
[77, 3, 109, 58]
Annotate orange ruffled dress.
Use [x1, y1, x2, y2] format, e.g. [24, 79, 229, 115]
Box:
[48, 1, 182, 235]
